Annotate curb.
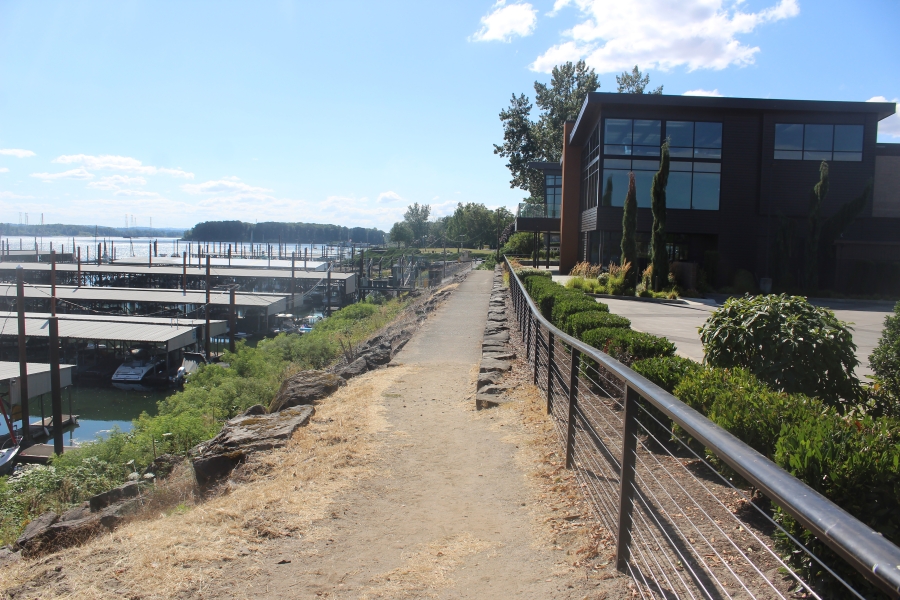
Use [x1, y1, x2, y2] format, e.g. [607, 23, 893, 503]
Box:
[587, 293, 689, 305]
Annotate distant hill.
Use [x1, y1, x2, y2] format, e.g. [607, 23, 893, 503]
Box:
[0, 223, 185, 238]
[183, 220, 386, 244]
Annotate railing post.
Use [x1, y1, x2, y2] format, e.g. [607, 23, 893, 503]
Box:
[546, 331, 554, 414]
[533, 326, 540, 386]
[616, 385, 640, 573]
[565, 348, 580, 469]
[525, 310, 532, 366]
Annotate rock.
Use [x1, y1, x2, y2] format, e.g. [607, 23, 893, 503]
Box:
[193, 451, 248, 489]
[337, 356, 368, 379]
[243, 404, 267, 416]
[480, 358, 512, 373]
[477, 384, 508, 395]
[483, 324, 509, 336]
[60, 503, 91, 522]
[362, 347, 392, 368]
[483, 331, 510, 343]
[483, 351, 516, 361]
[143, 453, 185, 480]
[89, 482, 140, 512]
[269, 370, 345, 412]
[0, 547, 21, 567]
[477, 371, 503, 389]
[476, 394, 509, 410]
[14, 512, 58, 552]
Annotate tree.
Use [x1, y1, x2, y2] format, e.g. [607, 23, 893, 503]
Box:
[447, 202, 514, 248]
[495, 61, 601, 201]
[620, 172, 637, 288]
[389, 222, 413, 248]
[403, 203, 431, 246]
[650, 142, 670, 291]
[804, 162, 829, 290]
[870, 301, 900, 402]
[616, 66, 663, 94]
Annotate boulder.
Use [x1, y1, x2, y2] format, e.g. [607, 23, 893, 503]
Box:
[89, 482, 140, 512]
[477, 371, 504, 389]
[483, 331, 510, 343]
[483, 324, 509, 336]
[14, 512, 58, 552]
[0, 547, 21, 568]
[269, 370, 345, 412]
[476, 394, 509, 410]
[143, 453, 185, 480]
[483, 350, 516, 361]
[362, 347, 392, 368]
[60, 503, 91, 522]
[480, 358, 512, 373]
[337, 357, 368, 379]
[477, 384, 508, 395]
[193, 451, 247, 489]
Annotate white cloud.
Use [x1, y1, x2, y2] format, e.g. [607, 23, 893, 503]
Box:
[531, 0, 800, 73]
[0, 168, 8, 173]
[684, 88, 724, 97]
[0, 149, 36, 158]
[0, 191, 34, 199]
[53, 154, 194, 178]
[87, 175, 148, 190]
[472, 1, 538, 42]
[377, 191, 403, 203]
[30, 168, 95, 181]
[182, 177, 272, 196]
[113, 189, 160, 197]
[867, 96, 900, 139]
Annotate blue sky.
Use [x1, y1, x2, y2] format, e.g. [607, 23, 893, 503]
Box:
[0, 0, 897, 232]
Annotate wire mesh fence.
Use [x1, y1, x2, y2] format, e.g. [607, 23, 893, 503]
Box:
[505, 259, 900, 600]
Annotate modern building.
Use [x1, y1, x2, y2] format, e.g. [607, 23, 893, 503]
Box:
[533, 93, 898, 293]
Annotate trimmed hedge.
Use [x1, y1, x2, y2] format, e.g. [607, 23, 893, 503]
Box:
[516, 267, 552, 279]
[632, 356, 703, 394]
[581, 327, 676, 365]
[551, 296, 608, 329]
[565, 311, 631, 339]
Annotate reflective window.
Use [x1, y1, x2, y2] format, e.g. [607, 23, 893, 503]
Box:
[634, 171, 654, 208]
[599, 160, 719, 210]
[601, 170, 629, 207]
[668, 172, 692, 209]
[603, 119, 661, 156]
[692, 173, 720, 210]
[665, 121, 721, 159]
[774, 123, 863, 161]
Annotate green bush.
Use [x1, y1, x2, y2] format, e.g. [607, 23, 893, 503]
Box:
[582, 327, 675, 365]
[870, 301, 900, 403]
[516, 268, 551, 280]
[774, 413, 900, 590]
[632, 356, 703, 394]
[699, 294, 861, 407]
[564, 311, 631, 339]
[551, 296, 608, 329]
[674, 367, 824, 459]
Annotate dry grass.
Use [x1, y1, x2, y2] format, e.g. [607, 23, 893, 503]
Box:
[0, 367, 405, 600]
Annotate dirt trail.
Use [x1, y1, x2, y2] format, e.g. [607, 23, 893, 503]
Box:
[210, 270, 623, 598]
[0, 271, 629, 599]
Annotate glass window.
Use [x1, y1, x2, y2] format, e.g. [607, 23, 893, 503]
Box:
[692, 173, 720, 210]
[668, 172, 692, 209]
[634, 171, 654, 208]
[804, 125, 833, 151]
[667, 121, 693, 148]
[694, 122, 722, 148]
[601, 170, 629, 207]
[604, 159, 631, 169]
[605, 119, 633, 145]
[775, 124, 803, 150]
[631, 160, 659, 171]
[834, 125, 863, 152]
[603, 119, 661, 156]
[693, 162, 721, 173]
[670, 161, 692, 172]
[633, 120, 661, 146]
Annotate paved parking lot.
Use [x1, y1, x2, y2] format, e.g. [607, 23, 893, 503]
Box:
[597, 297, 894, 379]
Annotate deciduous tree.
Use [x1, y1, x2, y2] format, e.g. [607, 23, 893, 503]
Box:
[616, 65, 663, 94]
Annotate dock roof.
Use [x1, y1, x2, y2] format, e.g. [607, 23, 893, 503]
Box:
[0, 362, 76, 403]
[112, 256, 328, 270]
[0, 262, 357, 281]
[0, 316, 200, 351]
[0, 311, 228, 337]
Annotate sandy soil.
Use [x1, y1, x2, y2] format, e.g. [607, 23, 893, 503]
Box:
[0, 271, 630, 599]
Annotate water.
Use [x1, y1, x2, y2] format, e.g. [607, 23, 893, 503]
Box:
[0, 235, 362, 262]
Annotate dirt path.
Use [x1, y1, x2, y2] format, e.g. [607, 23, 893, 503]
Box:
[209, 270, 622, 599]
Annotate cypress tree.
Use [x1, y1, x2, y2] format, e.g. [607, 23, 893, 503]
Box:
[805, 161, 829, 291]
[620, 172, 637, 289]
[650, 142, 670, 291]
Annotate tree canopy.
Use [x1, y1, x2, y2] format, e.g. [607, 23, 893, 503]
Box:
[388, 202, 514, 250]
[616, 66, 663, 94]
[183, 220, 385, 244]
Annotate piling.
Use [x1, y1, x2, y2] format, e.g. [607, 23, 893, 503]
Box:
[205, 255, 211, 357]
[16, 267, 30, 442]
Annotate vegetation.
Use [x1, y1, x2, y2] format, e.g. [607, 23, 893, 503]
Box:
[616, 65, 664, 94]
[0, 297, 409, 545]
[699, 294, 861, 406]
[183, 220, 385, 245]
[388, 222, 413, 248]
[632, 356, 702, 395]
[581, 327, 675, 365]
[563, 311, 630, 339]
[804, 161, 829, 290]
[620, 172, 638, 290]
[869, 301, 900, 403]
[388, 202, 514, 251]
[650, 142, 670, 291]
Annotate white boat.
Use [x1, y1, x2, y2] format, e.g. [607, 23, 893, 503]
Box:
[0, 445, 20, 476]
[112, 347, 176, 391]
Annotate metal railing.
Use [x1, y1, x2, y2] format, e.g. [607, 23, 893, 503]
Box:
[517, 202, 560, 219]
[505, 257, 900, 599]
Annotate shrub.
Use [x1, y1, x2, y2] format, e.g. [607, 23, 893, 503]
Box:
[870, 301, 900, 402]
[516, 267, 551, 280]
[632, 356, 703, 394]
[699, 294, 861, 407]
[605, 262, 634, 296]
[674, 367, 824, 459]
[564, 311, 631, 339]
[569, 261, 602, 278]
[551, 296, 608, 329]
[774, 413, 900, 590]
[732, 269, 758, 294]
[582, 327, 675, 365]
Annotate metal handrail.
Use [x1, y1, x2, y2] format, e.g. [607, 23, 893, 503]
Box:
[504, 256, 900, 598]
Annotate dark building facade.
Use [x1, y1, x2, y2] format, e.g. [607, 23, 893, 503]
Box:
[551, 93, 899, 292]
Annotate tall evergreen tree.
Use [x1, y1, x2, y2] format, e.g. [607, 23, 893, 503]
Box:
[650, 142, 670, 291]
[805, 161, 829, 290]
[620, 172, 637, 288]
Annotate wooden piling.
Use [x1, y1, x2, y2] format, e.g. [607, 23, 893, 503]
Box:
[16, 267, 30, 442]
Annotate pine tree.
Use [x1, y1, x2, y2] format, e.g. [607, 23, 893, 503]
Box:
[650, 143, 670, 291]
[805, 161, 829, 291]
[620, 172, 637, 289]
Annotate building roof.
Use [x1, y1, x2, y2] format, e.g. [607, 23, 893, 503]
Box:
[0, 284, 285, 309]
[0, 362, 76, 403]
[112, 256, 328, 270]
[0, 311, 228, 337]
[527, 161, 562, 173]
[0, 262, 356, 281]
[0, 317, 200, 351]
[570, 92, 898, 145]
[0, 362, 75, 381]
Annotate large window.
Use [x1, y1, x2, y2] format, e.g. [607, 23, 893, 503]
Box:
[545, 175, 562, 217]
[774, 124, 863, 161]
[598, 119, 722, 211]
[581, 125, 601, 211]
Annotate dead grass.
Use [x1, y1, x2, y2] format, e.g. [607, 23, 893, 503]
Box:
[0, 367, 404, 600]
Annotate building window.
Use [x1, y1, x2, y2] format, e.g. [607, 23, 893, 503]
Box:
[545, 175, 562, 218]
[774, 123, 863, 161]
[600, 159, 719, 211]
[667, 121, 722, 159]
[581, 125, 601, 211]
[604, 119, 661, 156]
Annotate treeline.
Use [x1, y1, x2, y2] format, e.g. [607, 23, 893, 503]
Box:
[183, 220, 386, 244]
[0, 224, 184, 238]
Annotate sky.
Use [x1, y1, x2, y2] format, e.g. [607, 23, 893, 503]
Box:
[0, 0, 898, 232]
